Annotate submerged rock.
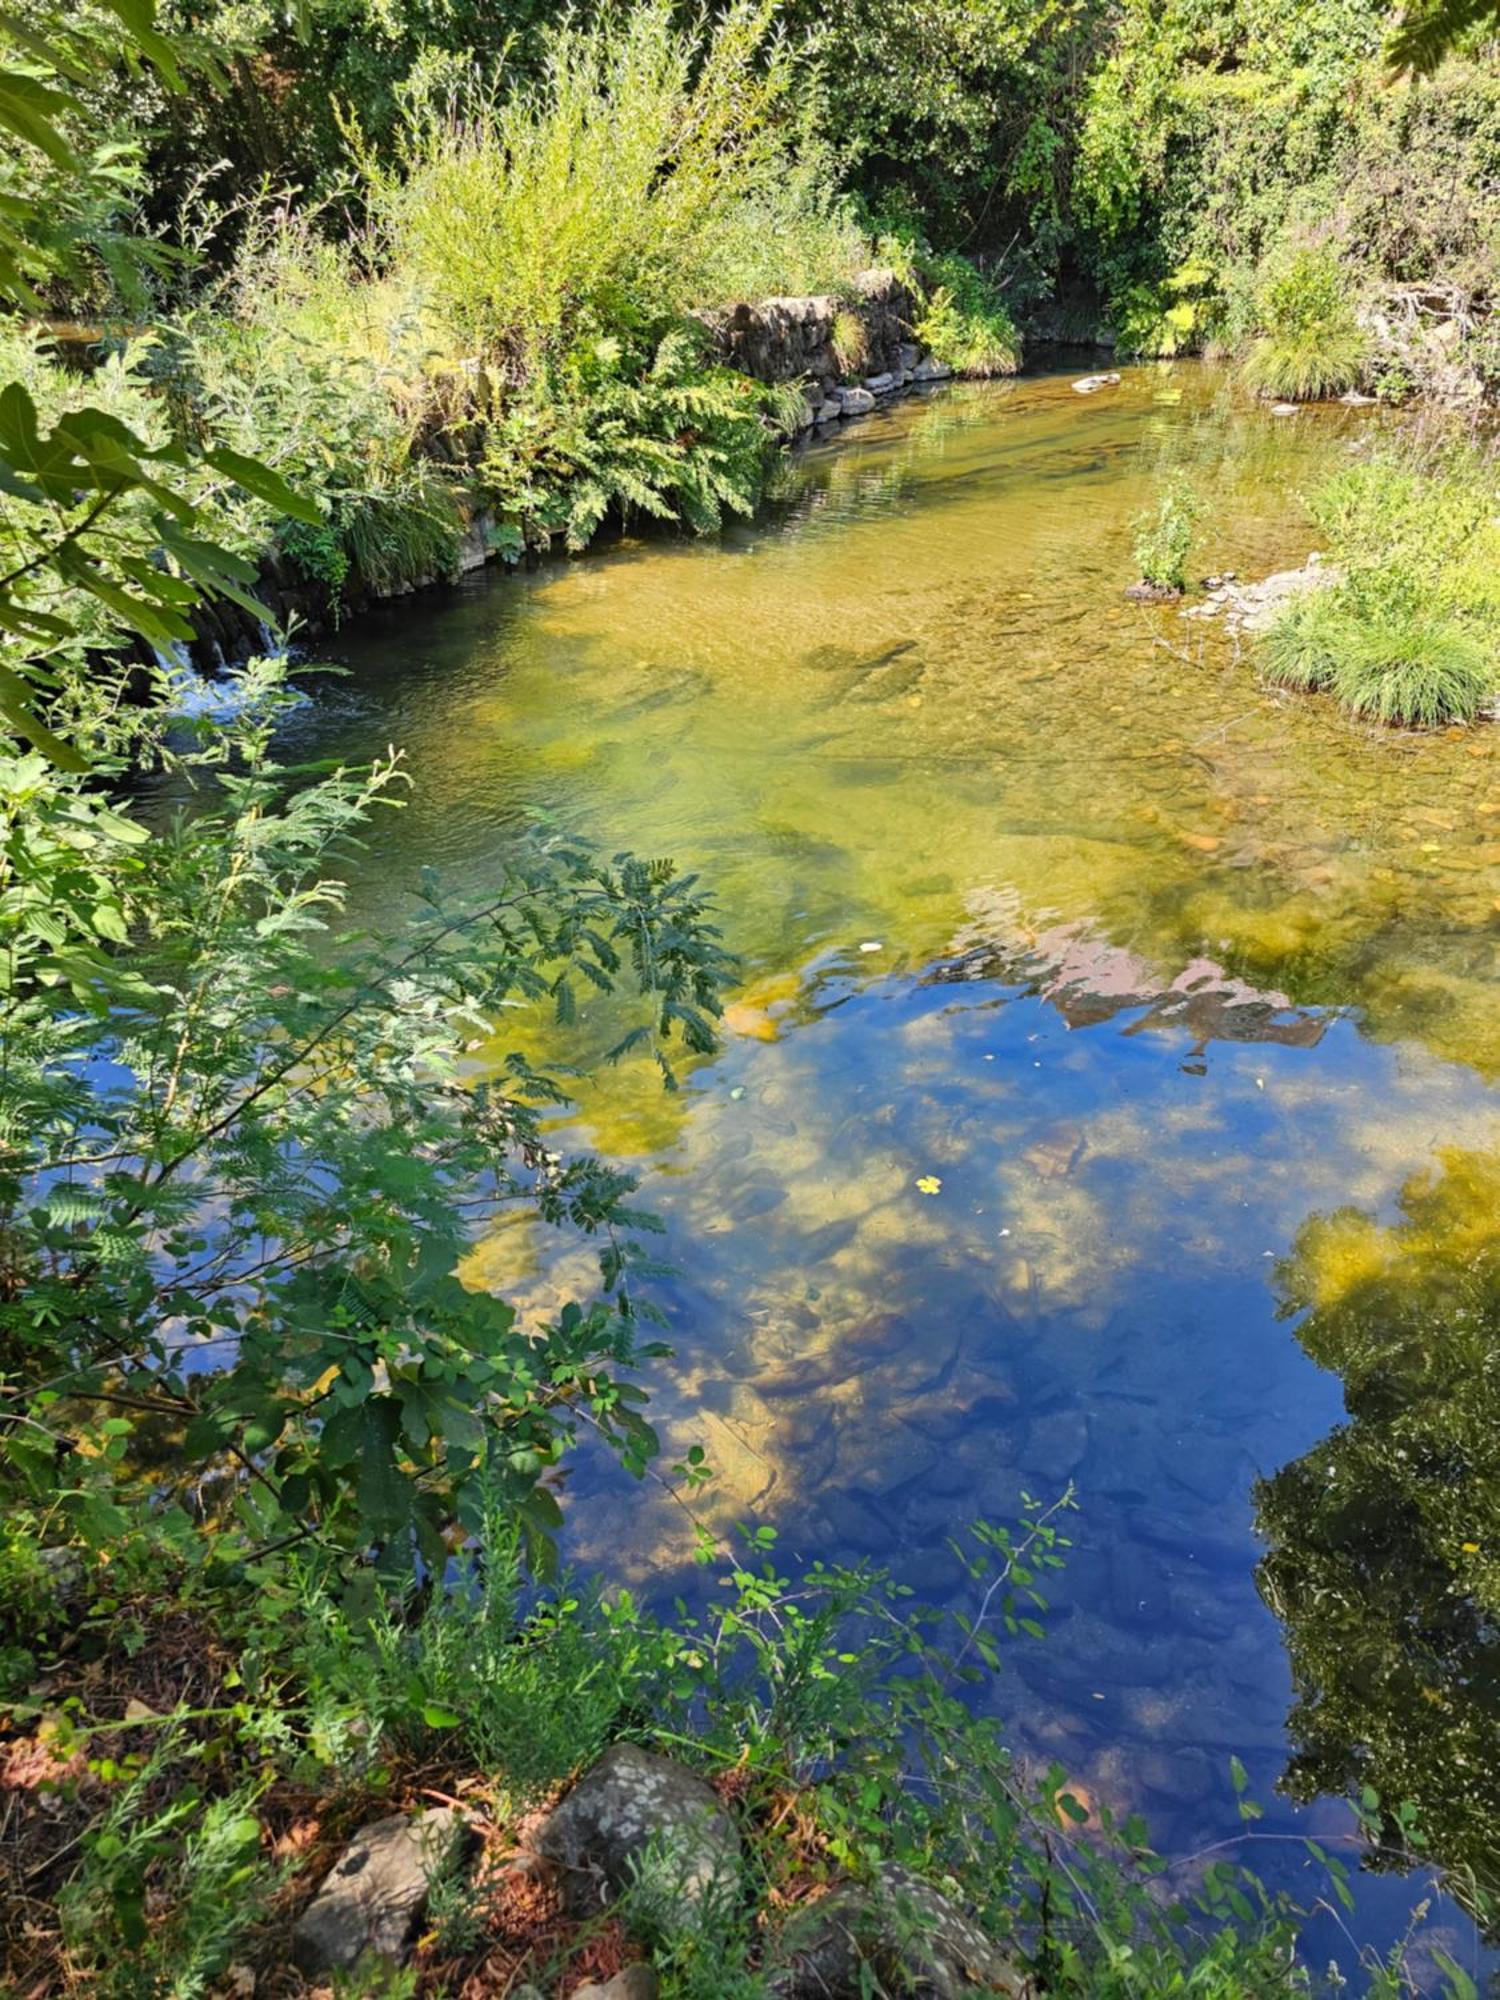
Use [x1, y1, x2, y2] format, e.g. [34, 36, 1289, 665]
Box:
[1072, 372, 1120, 393]
[292, 1808, 465, 1974]
[537, 1743, 741, 1917]
[771, 1863, 1032, 1998]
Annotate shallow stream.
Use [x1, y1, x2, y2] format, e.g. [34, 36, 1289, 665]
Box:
[278, 364, 1500, 1971]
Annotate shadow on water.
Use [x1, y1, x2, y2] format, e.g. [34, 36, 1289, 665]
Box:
[273, 360, 1500, 1969]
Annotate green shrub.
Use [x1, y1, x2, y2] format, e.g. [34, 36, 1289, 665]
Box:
[1131, 473, 1201, 591]
[1309, 446, 1500, 628]
[1242, 243, 1368, 400]
[56, 1746, 274, 1995]
[914, 251, 1021, 375]
[180, 218, 467, 601]
[0, 673, 732, 1583]
[365, 0, 865, 376]
[1113, 258, 1217, 357]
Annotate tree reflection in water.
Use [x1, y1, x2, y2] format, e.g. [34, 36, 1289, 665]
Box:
[1257, 1149, 1500, 1927]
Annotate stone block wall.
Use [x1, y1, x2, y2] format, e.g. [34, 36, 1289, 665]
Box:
[697, 268, 951, 432]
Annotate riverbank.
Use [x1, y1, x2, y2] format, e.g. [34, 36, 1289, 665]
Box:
[174, 267, 980, 668]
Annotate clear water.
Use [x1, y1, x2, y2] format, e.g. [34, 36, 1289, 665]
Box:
[276, 364, 1500, 1972]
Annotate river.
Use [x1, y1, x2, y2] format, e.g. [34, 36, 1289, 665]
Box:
[274, 362, 1500, 1976]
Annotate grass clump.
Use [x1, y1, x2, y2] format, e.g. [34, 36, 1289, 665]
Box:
[830, 306, 869, 376]
[1263, 583, 1490, 724]
[1259, 587, 1343, 693]
[1331, 605, 1491, 724]
[1243, 242, 1368, 401]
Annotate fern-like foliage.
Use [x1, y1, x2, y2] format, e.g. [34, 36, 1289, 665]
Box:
[482, 325, 781, 552]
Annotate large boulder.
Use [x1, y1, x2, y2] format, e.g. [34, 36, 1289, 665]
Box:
[537, 1743, 741, 1918]
[292, 1808, 465, 1974]
[771, 1863, 1032, 1999]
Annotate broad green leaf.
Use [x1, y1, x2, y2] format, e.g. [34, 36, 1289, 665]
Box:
[205, 446, 323, 526]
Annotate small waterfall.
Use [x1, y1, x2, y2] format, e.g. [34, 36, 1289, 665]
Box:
[153, 641, 304, 723]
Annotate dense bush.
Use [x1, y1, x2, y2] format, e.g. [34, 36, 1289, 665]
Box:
[913, 251, 1022, 375]
[363, 1, 865, 376]
[1075, 0, 1500, 390]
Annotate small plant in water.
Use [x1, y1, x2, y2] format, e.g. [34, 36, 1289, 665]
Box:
[1130, 473, 1201, 595]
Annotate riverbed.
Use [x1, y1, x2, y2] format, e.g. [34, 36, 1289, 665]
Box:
[276, 362, 1500, 1973]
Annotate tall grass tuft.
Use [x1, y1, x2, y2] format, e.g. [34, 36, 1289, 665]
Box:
[1259, 589, 1342, 692]
[1261, 570, 1495, 726]
[1330, 608, 1491, 726]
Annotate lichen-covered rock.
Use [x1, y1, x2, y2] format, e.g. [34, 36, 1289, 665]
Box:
[572, 1969, 661, 2000]
[770, 1863, 1032, 1999]
[292, 1808, 464, 1974]
[833, 386, 876, 415]
[537, 1743, 741, 1918]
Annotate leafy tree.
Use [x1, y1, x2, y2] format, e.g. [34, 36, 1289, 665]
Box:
[1255, 1149, 1500, 1925]
[785, 0, 1104, 273]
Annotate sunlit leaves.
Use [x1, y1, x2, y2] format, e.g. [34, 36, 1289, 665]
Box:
[0, 713, 731, 1577]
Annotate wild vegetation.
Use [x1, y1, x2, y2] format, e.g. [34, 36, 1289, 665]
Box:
[1259, 441, 1500, 725]
[4, 0, 1500, 1989]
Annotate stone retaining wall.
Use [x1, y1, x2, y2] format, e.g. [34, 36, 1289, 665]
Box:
[699, 267, 952, 433]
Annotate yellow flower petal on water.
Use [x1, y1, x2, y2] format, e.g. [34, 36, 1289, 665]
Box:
[915, 1175, 942, 1195]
